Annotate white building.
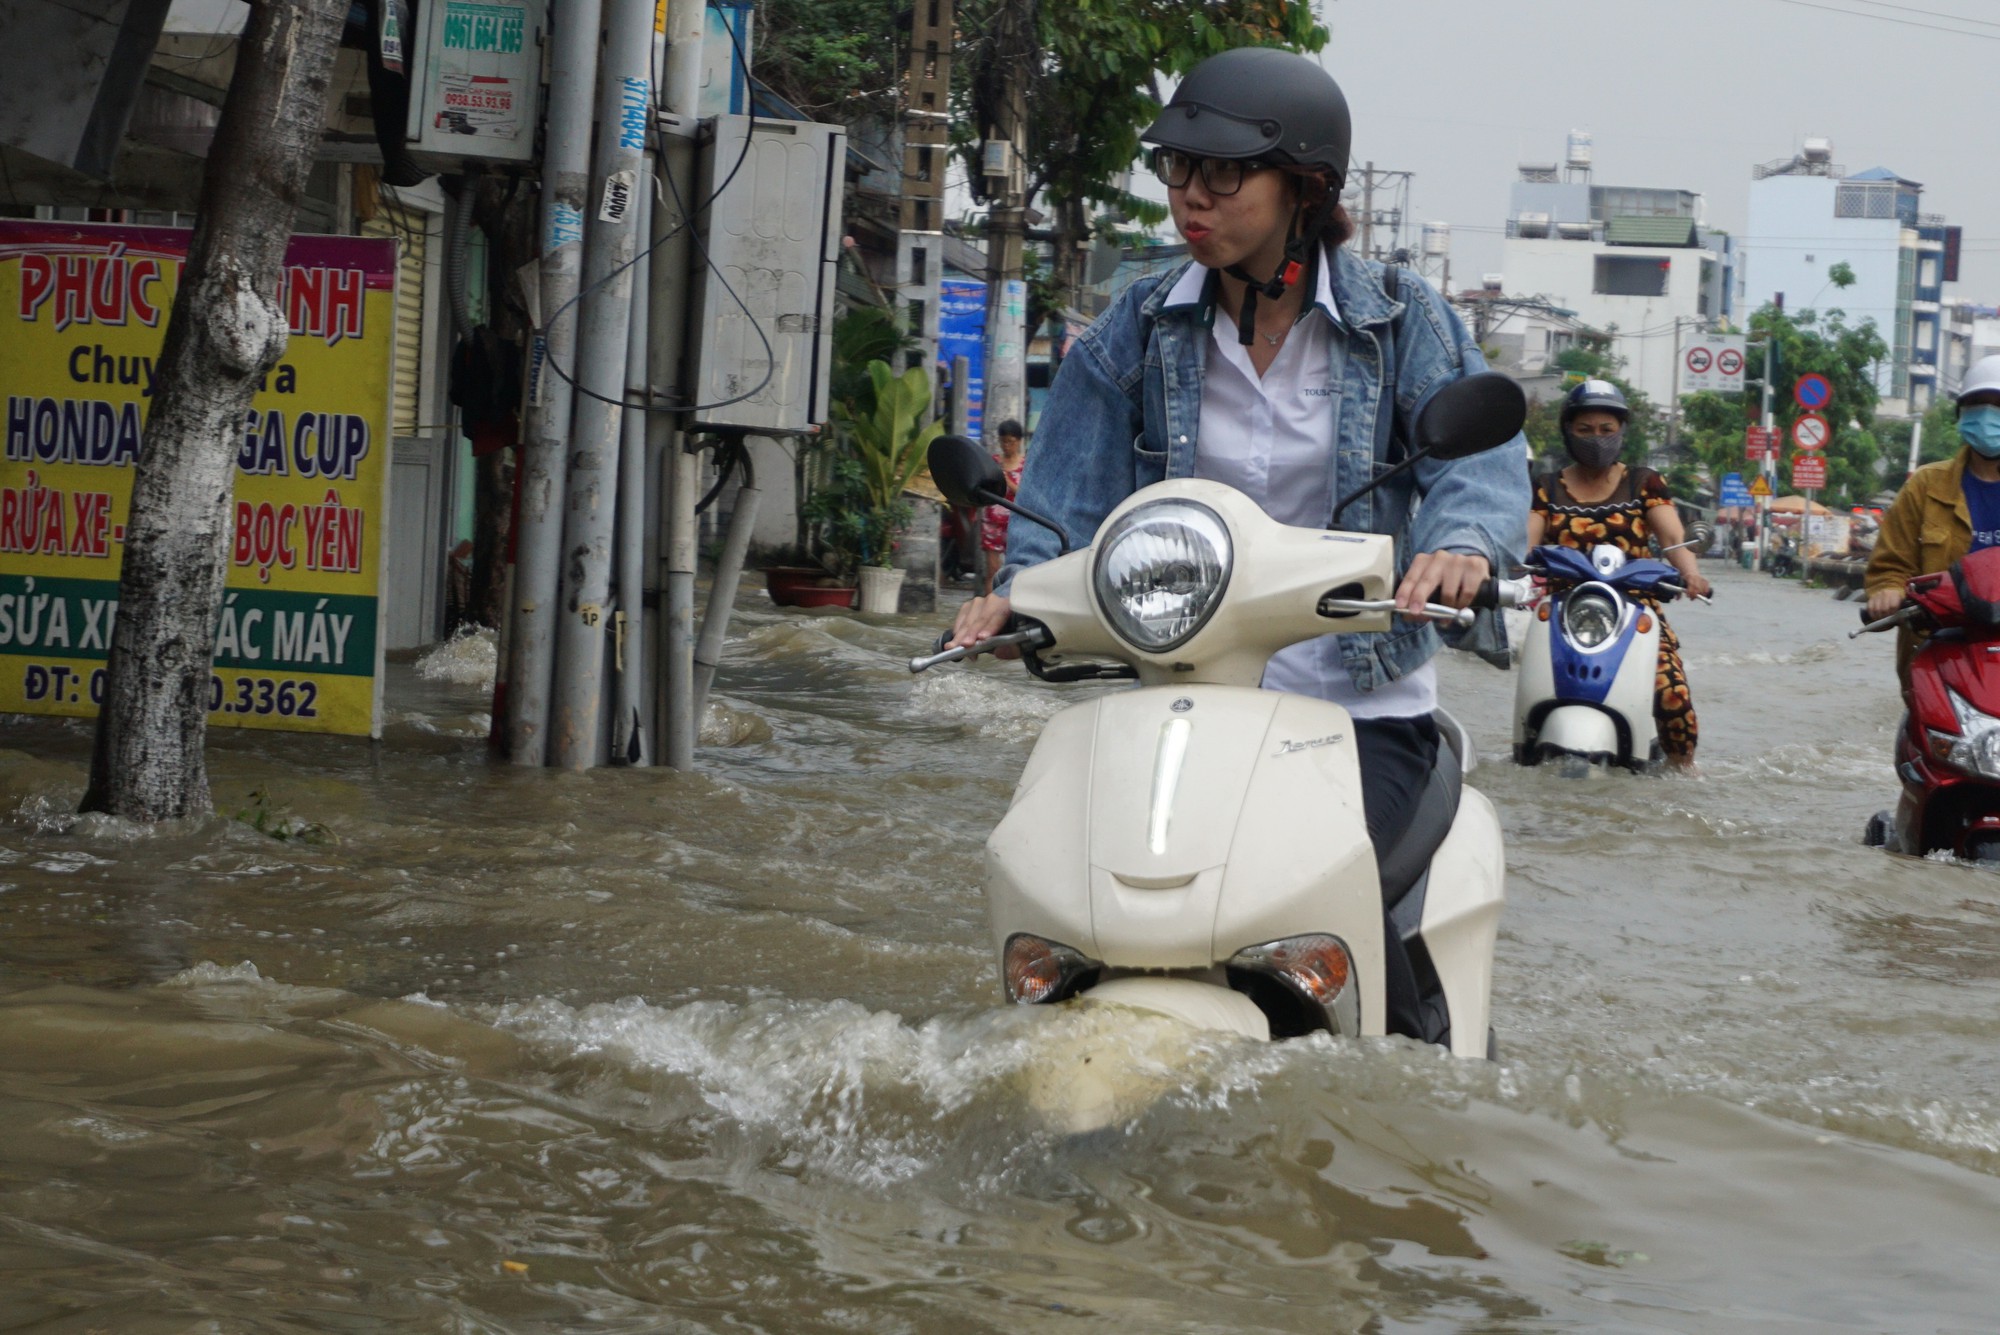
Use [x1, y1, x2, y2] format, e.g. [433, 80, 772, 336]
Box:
[1496, 146, 1733, 409]
[1741, 144, 1957, 414]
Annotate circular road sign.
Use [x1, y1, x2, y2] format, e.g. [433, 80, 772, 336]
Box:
[1792, 412, 1831, 451]
[1795, 373, 1833, 409]
[1718, 348, 1745, 377]
[1686, 347, 1713, 375]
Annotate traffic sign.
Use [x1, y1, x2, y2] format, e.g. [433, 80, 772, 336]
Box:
[1792, 454, 1827, 488]
[1792, 412, 1830, 451]
[1681, 334, 1748, 394]
[1795, 373, 1833, 409]
[1720, 472, 1753, 507]
[1748, 474, 1773, 497]
[1745, 425, 1779, 460]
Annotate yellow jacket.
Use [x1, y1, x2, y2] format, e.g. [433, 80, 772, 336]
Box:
[1865, 448, 1973, 692]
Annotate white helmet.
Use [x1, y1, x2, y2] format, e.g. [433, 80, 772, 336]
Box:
[1957, 354, 2000, 407]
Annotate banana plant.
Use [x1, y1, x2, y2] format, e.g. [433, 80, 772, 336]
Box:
[833, 360, 944, 566]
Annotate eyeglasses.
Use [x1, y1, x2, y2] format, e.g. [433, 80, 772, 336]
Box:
[1150, 149, 1272, 197]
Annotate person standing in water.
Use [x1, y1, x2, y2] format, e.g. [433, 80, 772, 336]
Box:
[980, 419, 1026, 596]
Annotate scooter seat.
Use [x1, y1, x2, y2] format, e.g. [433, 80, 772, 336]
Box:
[1377, 738, 1463, 907]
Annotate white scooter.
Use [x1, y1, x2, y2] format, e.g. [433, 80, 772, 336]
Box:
[1511, 543, 1688, 773]
[914, 376, 1527, 1092]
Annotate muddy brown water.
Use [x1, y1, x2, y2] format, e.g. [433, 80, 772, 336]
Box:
[3, 560, 1999, 1332]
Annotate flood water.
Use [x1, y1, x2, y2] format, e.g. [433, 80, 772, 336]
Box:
[4, 559, 2000, 1332]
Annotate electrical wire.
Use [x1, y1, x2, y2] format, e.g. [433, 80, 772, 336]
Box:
[533, 8, 781, 418]
[1771, 0, 2000, 38]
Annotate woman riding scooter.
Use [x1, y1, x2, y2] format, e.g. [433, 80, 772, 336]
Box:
[1865, 353, 2000, 703]
[948, 45, 1528, 1039]
[1526, 380, 1712, 769]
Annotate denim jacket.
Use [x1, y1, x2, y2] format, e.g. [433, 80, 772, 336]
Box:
[998, 246, 1530, 692]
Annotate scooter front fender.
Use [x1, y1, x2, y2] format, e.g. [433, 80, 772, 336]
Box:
[1076, 976, 1271, 1040]
[1534, 705, 1621, 765]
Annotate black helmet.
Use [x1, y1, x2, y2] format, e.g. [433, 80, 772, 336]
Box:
[1560, 379, 1630, 428]
[1139, 47, 1351, 188]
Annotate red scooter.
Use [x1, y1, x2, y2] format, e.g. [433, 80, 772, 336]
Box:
[1861, 548, 2000, 861]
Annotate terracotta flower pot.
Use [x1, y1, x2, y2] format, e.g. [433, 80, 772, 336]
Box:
[765, 566, 831, 606]
[786, 585, 857, 610]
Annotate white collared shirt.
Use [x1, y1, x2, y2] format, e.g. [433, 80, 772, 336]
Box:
[1165, 252, 1437, 718]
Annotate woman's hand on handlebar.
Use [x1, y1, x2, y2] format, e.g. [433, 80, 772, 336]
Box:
[949, 594, 1019, 657]
[1396, 551, 1491, 614]
[1865, 587, 1904, 620]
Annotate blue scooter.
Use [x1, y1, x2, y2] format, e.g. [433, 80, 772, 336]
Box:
[1512, 544, 1687, 773]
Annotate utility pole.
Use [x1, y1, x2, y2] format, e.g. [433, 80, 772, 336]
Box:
[898, 0, 954, 371]
[1346, 163, 1413, 265]
[657, 0, 706, 770]
[81, 0, 347, 821]
[549, 0, 658, 769]
[1757, 334, 1775, 570]
[1359, 161, 1373, 261]
[505, 0, 604, 765]
[980, 0, 1032, 446]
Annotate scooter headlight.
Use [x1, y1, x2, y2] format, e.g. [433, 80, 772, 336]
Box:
[1091, 499, 1232, 652]
[1931, 691, 2000, 781]
[1002, 934, 1101, 1005]
[1561, 588, 1621, 649]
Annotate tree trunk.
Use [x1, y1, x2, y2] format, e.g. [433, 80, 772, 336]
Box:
[79, 0, 347, 821]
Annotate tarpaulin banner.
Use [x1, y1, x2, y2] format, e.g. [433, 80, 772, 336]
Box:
[0, 221, 396, 737]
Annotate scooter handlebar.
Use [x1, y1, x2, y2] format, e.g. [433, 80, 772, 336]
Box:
[1469, 576, 1538, 610]
[910, 624, 1051, 673]
[1851, 604, 1919, 638]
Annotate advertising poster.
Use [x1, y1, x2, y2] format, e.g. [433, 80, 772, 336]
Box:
[0, 221, 396, 737]
[937, 278, 987, 439]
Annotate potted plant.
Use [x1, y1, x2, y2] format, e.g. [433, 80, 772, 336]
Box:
[834, 360, 943, 614]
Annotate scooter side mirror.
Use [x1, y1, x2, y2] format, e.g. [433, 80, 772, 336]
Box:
[928, 434, 1006, 508]
[1412, 372, 1529, 460]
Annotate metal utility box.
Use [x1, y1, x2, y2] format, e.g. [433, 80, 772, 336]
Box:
[403, 0, 548, 170]
[688, 114, 845, 432]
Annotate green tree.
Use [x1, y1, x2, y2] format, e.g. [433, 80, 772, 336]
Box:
[957, 0, 1327, 305]
[754, 0, 906, 125]
[1741, 302, 1890, 509]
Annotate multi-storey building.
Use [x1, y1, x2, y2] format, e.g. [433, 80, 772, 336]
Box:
[1497, 136, 1733, 408]
[1741, 142, 1960, 413]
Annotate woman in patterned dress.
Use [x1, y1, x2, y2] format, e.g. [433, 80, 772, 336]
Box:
[1527, 380, 1713, 768]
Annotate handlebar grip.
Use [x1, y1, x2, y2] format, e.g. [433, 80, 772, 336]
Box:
[1469, 577, 1499, 611]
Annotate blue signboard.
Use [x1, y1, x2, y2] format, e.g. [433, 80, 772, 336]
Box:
[1720, 472, 1752, 507]
[938, 278, 987, 438]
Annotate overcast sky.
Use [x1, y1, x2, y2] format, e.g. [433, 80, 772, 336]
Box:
[1304, 0, 2000, 303]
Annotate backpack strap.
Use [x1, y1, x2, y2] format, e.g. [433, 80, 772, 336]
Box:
[1376, 264, 1405, 463]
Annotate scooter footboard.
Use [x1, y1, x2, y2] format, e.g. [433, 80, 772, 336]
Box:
[1421, 787, 1505, 1058]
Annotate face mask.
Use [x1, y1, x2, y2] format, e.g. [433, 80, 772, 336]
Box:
[1961, 405, 2000, 458]
[1565, 431, 1624, 470]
